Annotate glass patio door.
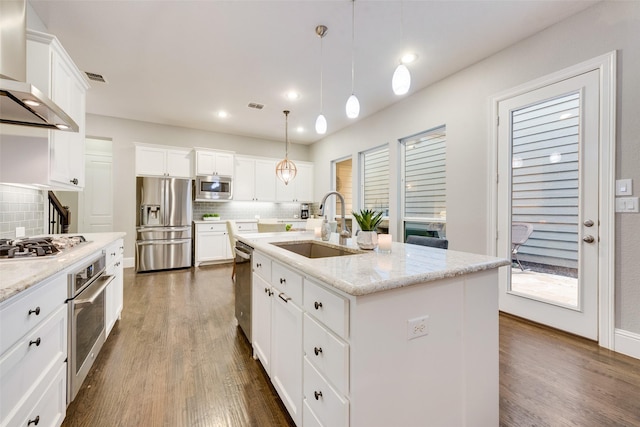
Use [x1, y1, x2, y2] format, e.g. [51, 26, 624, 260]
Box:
[497, 70, 599, 340]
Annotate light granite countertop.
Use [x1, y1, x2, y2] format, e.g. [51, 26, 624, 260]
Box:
[0, 232, 126, 304]
[236, 231, 510, 296]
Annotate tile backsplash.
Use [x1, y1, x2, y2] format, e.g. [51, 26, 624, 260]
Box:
[193, 201, 318, 221]
[0, 184, 45, 239]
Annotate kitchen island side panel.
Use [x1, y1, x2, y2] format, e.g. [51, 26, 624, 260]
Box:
[348, 271, 499, 427]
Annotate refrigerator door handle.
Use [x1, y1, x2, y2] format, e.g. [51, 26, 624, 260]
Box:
[137, 226, 191, 232]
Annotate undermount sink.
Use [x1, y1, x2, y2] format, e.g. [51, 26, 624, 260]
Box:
[271, 241, 364, 259]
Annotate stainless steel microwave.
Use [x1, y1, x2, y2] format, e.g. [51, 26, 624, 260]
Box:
[195, 175, 232, 200]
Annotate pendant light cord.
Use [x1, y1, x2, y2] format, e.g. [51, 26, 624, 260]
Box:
[284, 110, 289, 158]
[320, 30, 324, 111]
[351, 0, 355, 94]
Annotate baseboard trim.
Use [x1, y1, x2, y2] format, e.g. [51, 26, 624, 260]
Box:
[124, 257, 135, 269]
[615, 329, 640, 360]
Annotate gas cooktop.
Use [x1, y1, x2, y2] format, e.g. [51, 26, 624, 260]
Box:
[0, 235, 87, 260]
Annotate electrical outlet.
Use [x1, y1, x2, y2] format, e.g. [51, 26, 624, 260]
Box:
[15, 227, 25, 238]
[407, 315, 429, 340]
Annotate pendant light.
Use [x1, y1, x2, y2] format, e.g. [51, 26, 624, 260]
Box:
[315, 25, 328, 135]
[346, 0, 360, 119]
[392, 0, 411, 95]
[275, 110, 297, 185]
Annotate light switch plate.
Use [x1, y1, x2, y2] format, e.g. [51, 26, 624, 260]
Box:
[15, 227, 25, 237]
[615, 197, 639, 213]
[616, 179, 633, 196]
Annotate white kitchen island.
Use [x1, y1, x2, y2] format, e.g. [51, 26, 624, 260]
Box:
[237, 231, 509, 427]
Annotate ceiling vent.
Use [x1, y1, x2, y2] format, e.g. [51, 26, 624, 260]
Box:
[248, 102, 264, 110]
[85, 72, 107, 83]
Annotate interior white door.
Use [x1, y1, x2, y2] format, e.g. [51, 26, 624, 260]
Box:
[80, 140, 113, 233]
[497, 70, 600, 340]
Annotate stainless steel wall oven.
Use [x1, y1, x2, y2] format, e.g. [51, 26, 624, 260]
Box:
[67, 253, 113, 402]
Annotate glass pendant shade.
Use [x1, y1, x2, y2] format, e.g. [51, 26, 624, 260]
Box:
[392, 63, 411, 95]
[275, 158, 297, 185]
[346, 94, 360, 119]
[315, 114, 327, 134]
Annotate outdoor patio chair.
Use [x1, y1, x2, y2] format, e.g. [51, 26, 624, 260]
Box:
[406, 235, 449, 249]
[512, 222, 534, 271]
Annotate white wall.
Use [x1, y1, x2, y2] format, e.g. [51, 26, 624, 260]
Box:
[310, 1, 640, 334]
[85, 114, 311, 262]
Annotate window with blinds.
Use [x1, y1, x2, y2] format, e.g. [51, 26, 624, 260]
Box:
[511, 92, 580, 269]
[401, 126, 446, 219]
[361, 145, 389, 214]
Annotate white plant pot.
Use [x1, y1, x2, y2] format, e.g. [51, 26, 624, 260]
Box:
[356, 230, 378, 250]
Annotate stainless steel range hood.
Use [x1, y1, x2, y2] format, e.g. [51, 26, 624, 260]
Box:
[0, 0, 78, 132]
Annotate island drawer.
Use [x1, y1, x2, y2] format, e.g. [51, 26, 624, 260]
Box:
[303, 313, 349, 396]
[303, 400, 323, 427]
[253, 251, 271, 281]
[303, 279, 349, 339]
[271, 262, 303, 305]
[0, 272, 67, 355]
[0, 304, 66, 423]
[303, 357, 348, 427]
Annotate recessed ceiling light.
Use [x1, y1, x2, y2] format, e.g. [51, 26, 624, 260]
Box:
[286, 91, 300, 100]
[217, 111, 228, 118]
[401, 53, 418, 64]
[22, 99, 41, 107]
[296, 126, 304, 133]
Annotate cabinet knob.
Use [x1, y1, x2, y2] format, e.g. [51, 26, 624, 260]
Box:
[256, 263, 262, 268]
[28, 306, 41, 316]
[314, 390, 323, 400]
[280, 278, 286, 285]
[70, 178, 79, 185]
[264, 287, 269, 294]
[111, 252, 116, 256]
[314, 346, 323, 356]
[29, 337, 41, 347]
[27, 415, 40, 426]
[314, 301, 323, 310]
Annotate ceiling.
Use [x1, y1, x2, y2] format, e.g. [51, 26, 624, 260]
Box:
[28, 0, 598, 145]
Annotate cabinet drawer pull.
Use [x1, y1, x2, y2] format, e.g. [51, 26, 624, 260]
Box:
[28, 306, 41, 316]
[314, 346, 323, 356]
[314, 390, 323, 400]
[280, 277, 286, 284]
[29, 337, 41, 347]
[256, 262, 262, 268]
[27, 415, 40, 426]
[278, 293, 291, 303]
[314, 301, 323, 310]
[70, 178, 79, 185]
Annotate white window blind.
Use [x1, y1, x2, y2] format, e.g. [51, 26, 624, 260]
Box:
[362, 146, 389, 214]
[402, 126, 446, 219]
[511, 92, 580, 269]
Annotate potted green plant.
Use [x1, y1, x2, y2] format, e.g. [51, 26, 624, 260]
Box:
[202, 213, 220, 221]
[352, 209, 384, 249]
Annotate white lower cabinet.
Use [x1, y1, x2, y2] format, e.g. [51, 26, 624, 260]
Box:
[105, 238, 124, 337]
[252, 273, 272, 374]
[303, 358, 349, 427]
[271, 286, 303, 426]
[0, 275, 68, 427]
[194, 223, 232, 266]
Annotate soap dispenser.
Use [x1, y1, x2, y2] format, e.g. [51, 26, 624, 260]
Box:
[321, 215, 331, 241]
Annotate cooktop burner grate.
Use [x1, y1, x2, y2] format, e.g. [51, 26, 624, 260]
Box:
[0, 235, 86, 259]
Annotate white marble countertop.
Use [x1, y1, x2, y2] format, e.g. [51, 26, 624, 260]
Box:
[236, 231, 510, 296]
[0, 232, 126, 304]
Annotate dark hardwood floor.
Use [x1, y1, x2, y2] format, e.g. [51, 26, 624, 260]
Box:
[62, 265, 640, 427]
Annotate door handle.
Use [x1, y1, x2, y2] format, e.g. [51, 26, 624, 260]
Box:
[583, 235, 595, 243]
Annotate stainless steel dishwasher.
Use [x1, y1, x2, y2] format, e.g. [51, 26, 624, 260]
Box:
[234, 240, 253, 341]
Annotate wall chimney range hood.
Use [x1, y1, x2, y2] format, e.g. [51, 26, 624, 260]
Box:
[0, 0, 79, 132]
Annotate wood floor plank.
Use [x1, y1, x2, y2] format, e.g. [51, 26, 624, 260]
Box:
[62, 265, 640, 426]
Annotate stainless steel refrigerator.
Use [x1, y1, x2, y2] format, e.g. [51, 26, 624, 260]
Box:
[135, 177, 192, 272]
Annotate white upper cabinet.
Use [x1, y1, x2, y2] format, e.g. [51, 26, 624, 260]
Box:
[135, 144, 192, 178]
[234, 156, 276, 201]
[195, 149, 234, 177]
[0, 30, 89, 190]
[276, 162, 314, 202]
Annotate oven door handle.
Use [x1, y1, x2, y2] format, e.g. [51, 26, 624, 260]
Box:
[75, 275, 114, 307]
